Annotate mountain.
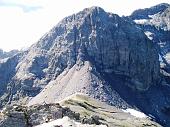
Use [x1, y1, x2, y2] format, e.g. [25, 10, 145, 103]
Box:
[0, 6, 160, 106]
[130, 3, 169, 20]
[129, 3, 170, 126]
[0, 93, 162, 127]
[0, 5, 170, 126]
[0, 49, 19, 60]
[130, 3, 170, 76]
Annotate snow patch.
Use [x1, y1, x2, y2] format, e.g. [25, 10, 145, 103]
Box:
[35, 116, 107, 127]
[0, 58, 9, 63]
[134, 19, 148, 24]
[144, 31, 153, 40]
[159, 54, 163, 62]
[122, 108, 147, 118]
[164, 52, 170, 64]
[148, 15, 154, 18]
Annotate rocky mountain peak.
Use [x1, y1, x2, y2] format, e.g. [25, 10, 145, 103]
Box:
[130, 3, 170, 70]
[80, 6, 105, 14]
[44, 6, 159, 89]
[0, 49, 19, 60]
[130, 3, 170, 20]
[1, 5, 170, 126]
[0, 7, 161, 108]
[34, 6, 108, 51]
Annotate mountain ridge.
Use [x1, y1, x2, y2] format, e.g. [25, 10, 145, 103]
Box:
[0, 4, 170, 126]
[1, 6, 160, 105]
[0, 93, 162, 127]
[130, 3, 170, 20]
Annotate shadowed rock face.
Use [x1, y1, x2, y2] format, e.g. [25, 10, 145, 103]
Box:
[130, 3, 170, 85]
[130, 3, 170, 55]
[130, 3, 170, 20]
[128, 3, 170, 126]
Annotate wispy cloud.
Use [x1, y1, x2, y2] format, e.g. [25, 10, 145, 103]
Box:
[0, 1, 42, 12]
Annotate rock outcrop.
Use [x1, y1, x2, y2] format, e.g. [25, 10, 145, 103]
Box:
[0, 93, 162, 127]
[130, 3, 170, 68]
[130, 3, 170, 87]
[130, 3, 169, 20]
[0, 49, 19, 60]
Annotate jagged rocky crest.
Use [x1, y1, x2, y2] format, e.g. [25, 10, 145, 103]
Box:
[0, 49, 19, 60]
[1, 5, 170, 126]
[130, 3, 170, 83]
[130, 3, 170, 20]
[0, 6, 160, 107]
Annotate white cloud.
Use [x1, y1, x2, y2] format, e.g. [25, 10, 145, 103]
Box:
[0, 0, 169, 51]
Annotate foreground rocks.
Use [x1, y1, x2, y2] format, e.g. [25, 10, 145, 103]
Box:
[0, 103, 77, 127]
[0, 93, 162, 127]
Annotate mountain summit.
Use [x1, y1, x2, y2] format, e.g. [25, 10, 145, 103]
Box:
[0, 6, 160, 106]
[0, 5, 170, 126]
[130, 3, 170, 20]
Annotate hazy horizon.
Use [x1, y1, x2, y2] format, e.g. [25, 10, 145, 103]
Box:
[0, 0, 169, 51]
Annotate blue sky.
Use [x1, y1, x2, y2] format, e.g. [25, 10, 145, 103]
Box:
[0, 0, 169, 51]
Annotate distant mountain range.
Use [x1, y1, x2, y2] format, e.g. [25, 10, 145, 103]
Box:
[0, 3, 170, 127]
[0, 49, 19, 60]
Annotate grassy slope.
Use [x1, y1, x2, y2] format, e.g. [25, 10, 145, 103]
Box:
[59, 93, 162, 127]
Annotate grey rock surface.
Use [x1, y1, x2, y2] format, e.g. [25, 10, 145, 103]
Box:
[0, 49, 19, 60]
[129, 2, 170, 90]
[0, 103, 75, 127]
[0, 5, 170, 126]
[0, 7, 160, 106]
[130, 3, 169, 20]
[128, 3, 170, 126]
[0, 94, 162, 127]
[130, 3, 170, 69]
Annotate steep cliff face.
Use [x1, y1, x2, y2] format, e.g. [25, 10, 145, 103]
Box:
[128, 4, 170, 126]
[130, 4, 170, 61]
[130, 3, 169, 20]
[1, 5, 170, 126]
[0, 7, 160, 107]
[130, 3, 170, 86]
